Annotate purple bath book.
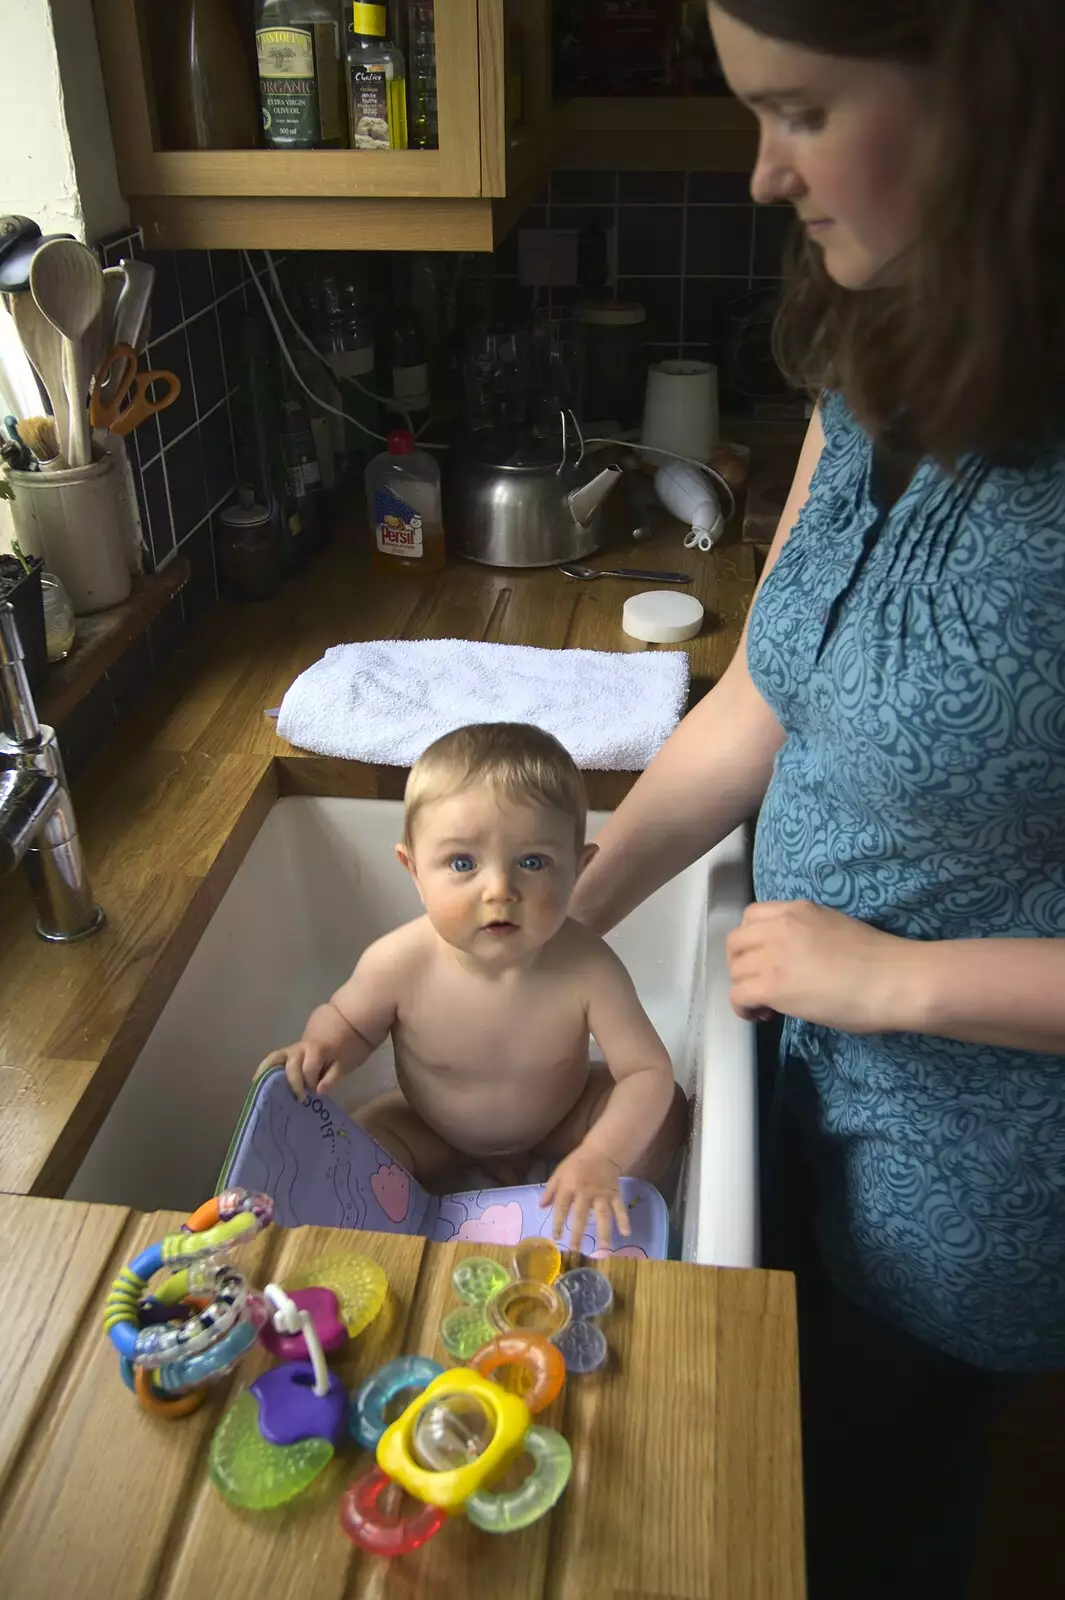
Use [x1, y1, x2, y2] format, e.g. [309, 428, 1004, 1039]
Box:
[219, 1067, 669, 1260]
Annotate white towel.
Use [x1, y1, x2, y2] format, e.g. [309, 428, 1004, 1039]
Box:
[275, 637, 690, 771]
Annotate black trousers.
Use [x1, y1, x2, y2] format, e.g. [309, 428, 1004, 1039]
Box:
[795, 1236, 1026, 1599]
[760, 1029, 1030, 1599]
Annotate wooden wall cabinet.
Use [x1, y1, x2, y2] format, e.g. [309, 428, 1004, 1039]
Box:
[92, 0, 555, 251]
[92, 0, 757, 252]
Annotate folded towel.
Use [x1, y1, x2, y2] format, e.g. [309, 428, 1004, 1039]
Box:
[275, 637, 690, 770]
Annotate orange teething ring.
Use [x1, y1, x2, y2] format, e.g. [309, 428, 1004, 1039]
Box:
[134, 1364, 207, 1419]
[468, 1332, 565, 1414]
[183, 1197, 222, 1233]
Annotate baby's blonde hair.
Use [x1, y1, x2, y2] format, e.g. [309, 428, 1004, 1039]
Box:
[403, 723, 587, 850]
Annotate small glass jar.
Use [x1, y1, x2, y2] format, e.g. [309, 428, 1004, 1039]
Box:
[41, 572, 75, 662]
[576, 301, 647, 428]
[216, 505, 282, 600]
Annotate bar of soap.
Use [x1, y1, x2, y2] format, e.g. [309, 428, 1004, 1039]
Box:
[622, 591, 704, 643]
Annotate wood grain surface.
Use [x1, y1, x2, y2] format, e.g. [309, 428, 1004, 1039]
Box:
[0, 524, 757, 1200]
[0, 1195, 804, 1600]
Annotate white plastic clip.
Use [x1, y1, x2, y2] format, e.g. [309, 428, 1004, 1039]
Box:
[264, 1282, 330, 1398]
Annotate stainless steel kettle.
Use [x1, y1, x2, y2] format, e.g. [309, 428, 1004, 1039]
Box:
[449, 412, 623, 569]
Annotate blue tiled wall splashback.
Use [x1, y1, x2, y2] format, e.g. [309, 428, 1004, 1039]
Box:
[53, 232, 248, 777]
[105, 171, 788, 588]
[492, 170, 794, 405]
[66, 176, 788, 774]
[98, 229, 247, 592]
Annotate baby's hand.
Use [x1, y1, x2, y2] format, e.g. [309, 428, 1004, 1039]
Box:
[542, 1147, 632, 1252]
[255, 1042, 343, 1099]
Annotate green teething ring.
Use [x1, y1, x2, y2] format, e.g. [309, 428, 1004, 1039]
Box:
[464, 1425, 572, 1532]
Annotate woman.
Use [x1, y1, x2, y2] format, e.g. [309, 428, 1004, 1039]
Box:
[571, 4, 1065, 1595]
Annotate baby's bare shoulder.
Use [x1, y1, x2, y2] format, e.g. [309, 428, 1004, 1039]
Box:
[548, 918, 623, 978]
[354, 916, 434, 979]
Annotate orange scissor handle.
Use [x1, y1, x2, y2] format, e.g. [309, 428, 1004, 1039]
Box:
[90, 343, 181, 436]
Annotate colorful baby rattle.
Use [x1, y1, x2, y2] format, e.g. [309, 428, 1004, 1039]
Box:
[104, 1188, 274, 1419]
[340, 1335, 572, 1555]
[440, 1236, 614, 1374]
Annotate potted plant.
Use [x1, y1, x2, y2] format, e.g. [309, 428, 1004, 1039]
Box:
[0, 474, 47, 688]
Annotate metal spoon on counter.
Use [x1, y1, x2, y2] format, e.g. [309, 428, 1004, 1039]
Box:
[559, 563, 692, 584]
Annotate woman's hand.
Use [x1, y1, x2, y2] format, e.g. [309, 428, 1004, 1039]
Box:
[727, 900, 917, 1035]
[542, 1146, 632, 1252]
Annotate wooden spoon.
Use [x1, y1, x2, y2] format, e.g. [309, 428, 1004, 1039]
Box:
[9, 291, 69, 455]
[29, 238, 104, 469]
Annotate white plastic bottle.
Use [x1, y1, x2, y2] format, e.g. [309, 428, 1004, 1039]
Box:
[364, 429, 446, 572]
[653, 460, 724, 551]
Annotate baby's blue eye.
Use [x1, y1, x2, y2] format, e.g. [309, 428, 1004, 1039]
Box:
[519, 854, 548, 872]
[449, 855, 476, 873]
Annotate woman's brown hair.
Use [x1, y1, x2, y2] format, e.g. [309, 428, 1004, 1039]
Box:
[713, 1, 1065, 464]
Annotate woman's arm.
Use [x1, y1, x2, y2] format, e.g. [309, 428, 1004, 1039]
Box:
[729, 901, 1065, 1054]
[571, 407, 825, 935]
[906, 938, 1065, 1054]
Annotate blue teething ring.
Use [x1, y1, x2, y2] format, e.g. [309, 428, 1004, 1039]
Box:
[148, 1317, 261, 1391]
[350, 1356, 445, 1450]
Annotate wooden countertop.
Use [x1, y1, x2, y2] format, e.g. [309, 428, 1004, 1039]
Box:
[0, 528, 757, 1200]
[729, 420, 807, 547]
[0, 1194, 804, 1600]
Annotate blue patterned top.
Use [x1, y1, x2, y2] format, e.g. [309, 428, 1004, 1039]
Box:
[748, 390, 1065, 1372]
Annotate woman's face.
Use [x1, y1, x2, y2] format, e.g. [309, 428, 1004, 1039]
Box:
[709, 5, 933, 289]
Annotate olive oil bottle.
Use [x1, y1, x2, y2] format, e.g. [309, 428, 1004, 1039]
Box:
[347, 2, 408, 150]
[256, 0, 347, 149]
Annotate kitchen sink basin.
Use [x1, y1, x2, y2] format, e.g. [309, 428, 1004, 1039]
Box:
[66, 797, 757, 1266]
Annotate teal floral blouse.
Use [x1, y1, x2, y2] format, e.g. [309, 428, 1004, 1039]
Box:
[748, 391, 1065, 1372]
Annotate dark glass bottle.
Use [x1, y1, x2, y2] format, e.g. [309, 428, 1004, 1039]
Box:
[231, 309, 306, 575]
[278, 359, 324, 552]
[384, 264, 431, 432]
[256, 0, 347, 149]
[326, 265, 382, 470]
[407, 0, 438, 150]
[169, 0, 258, 149]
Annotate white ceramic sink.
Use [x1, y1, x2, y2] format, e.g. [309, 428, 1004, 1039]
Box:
[67, 797, 757, 1266]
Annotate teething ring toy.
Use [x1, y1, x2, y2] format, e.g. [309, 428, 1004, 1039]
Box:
[104, 1189, 273, 1417]
[107, 1257, 256, 1370]
[339, 1465, 448, 1556]
[133, 1365, 206, 1419]
[379, 1369, 531, 1513]
[340, 1365, 574, 1553]
[487, 1277, 572, 1341]
[468, 1333, 565, 1414]
[465, 1425, 573, 1534]
[350, 1355, 445, 1450]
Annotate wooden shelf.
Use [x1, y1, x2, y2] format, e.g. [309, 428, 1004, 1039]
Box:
[143, 148, 456, 199]
[137, 196, 504, 253]
[556, 95, 758, 171]
[36, 558, 190, 731]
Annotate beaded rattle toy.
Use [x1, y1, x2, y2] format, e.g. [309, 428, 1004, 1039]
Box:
[440, 1236, 614, 1374]
[340, 1335, 572, 1555]
[104, 1189, 274, 1419]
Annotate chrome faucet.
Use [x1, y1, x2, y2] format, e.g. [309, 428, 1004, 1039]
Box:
[0, 601, 103, 941]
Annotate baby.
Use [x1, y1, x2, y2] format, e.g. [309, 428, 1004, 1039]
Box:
[260, 723, 687, 1248]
